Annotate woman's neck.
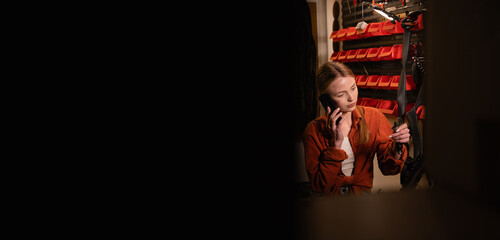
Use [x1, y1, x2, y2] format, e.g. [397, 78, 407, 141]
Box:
[342, 111, 353, 125]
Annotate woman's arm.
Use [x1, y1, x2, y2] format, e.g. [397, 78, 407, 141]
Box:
[303, 121, 348, 194]
[374, 111, 408, 175]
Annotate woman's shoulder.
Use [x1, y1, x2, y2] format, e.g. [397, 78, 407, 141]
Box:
[358, 105, 384, 117]
[304, 115, 327, 134]
[357, 106, 386, 124]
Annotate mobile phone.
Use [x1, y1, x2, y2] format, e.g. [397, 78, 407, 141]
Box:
[319, 94, 342, 125]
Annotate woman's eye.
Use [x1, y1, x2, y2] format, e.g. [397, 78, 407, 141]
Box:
[337, 94, 344, 97]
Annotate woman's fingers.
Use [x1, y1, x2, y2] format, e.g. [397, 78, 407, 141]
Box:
[330, 109, 342, 130]
[389, 123, 410, 143]
[390, 128, 410, 138]
[395, 123, 408, 132]
[393, 133, 410, 141]
[329, 108, 341, 121]
[327, 108, 340, 127]
[329, 107, 340, 119]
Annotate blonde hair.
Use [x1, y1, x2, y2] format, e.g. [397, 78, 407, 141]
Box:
[316, 62, 369, 144]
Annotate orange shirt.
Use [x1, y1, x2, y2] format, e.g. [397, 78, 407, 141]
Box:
[303, 106, 408, 195]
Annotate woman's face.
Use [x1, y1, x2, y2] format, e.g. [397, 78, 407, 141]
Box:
[326, 76, 358, 113]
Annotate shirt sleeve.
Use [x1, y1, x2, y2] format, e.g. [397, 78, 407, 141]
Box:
[374, 110, 408, 175]
[303, 121, 348, 194]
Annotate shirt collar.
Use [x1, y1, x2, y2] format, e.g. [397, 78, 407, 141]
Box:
[352, 106, 363, 126]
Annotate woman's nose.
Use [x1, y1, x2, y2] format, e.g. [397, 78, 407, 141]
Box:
[347, 92, 354, 102]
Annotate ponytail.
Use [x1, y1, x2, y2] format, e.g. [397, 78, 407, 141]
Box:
[356, 106, 370, 144]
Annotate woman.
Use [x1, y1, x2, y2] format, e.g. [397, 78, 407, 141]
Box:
[303, 62, 410, 195]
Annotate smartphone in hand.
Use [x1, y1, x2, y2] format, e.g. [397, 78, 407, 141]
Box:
[319, 94, 342, 125]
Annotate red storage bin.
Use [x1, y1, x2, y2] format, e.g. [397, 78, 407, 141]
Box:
[336, 28, 348, 41]
[366, 75, 381, 89]
[388, 75, 400, 90]
[330, 51, 340, 61]
[346, 49, 359, 62]
[378, 44, 403, 61]
[345, 27, 361, 40]
[356, 97, 365, 106]
[329, 30, 339, 40]
[366, 22, 387, 37]
[377, 75, 392, 89]
[366, 47, 381, 61]
[417, 105, 425, 119]
[382, 20, 404, 35]
[377, 46, 393, 60]
[389, 75, 417, 90]
[390, 44, 402, 60]
[411, 14, 424, 31]
[417, 14, 424, 30]
[378, 21, 393, 35]
[355, 48, 369, 61]
[362, 98, 379, 108]
[337, 51, 348, 62]
[356, 23, 371, 38]
[393, 102, 416, 116]
[378, 100, 397, 115]
[356, 75, 368, 88]
[405, 103, 416, 113]
[355, 75, 367, 84]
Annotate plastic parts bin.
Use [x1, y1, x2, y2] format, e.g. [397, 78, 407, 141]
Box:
[378, 45, 402, 61]
[366, 47, 381, 61]
[366, 75, 381, 89]
[378, 100, 397, 115]
[391, 44, 403, 60]
[329, 30, 339, 40]
[377, 21, 392, 35]
[356, 97, 364, 106]
[362, 98, 379, 108]
[330, 51, 340, 61]
[393, 102, 416, 116]
[366, 22, 391, 37]
[389, 75, 417, 90]
[355, 48, 368, 61]
[417, 105, 425, 119]
[377, 46, 393, 61]
[337, 51, 348, 62]
[377, 75, 392, 89]
[365, 22, 382, 37]
[336, 28, 348, 41]
[388, 75, 400, 90]
[405, 103, 416, 113]
[411, 14, 424, 31]
[356, 23, 371, 38]
[356, 75, 368, 88]
[346, 49, 359, 62]
[382, 20, 404, 35]
[346, 27, 361, 40]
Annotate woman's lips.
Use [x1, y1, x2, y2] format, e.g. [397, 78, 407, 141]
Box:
[348, 102, 356, 108]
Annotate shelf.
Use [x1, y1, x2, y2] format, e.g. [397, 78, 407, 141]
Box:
[331, 44, 403, 63]
[356, 74, 416, 91]
[330, 17, 423, 43]
[357, 97, 425, 119]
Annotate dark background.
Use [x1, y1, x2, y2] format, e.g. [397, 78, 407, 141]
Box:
[219, 0, 500, 239]
[35, 0, 498, 238]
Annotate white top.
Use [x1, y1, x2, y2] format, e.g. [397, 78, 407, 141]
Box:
[341, 137, 355, 176]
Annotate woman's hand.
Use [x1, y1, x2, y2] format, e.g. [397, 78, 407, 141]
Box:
[389, 123, 410, 159]
[389, 123, 410, 144]
[326, 107, 345, 149]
